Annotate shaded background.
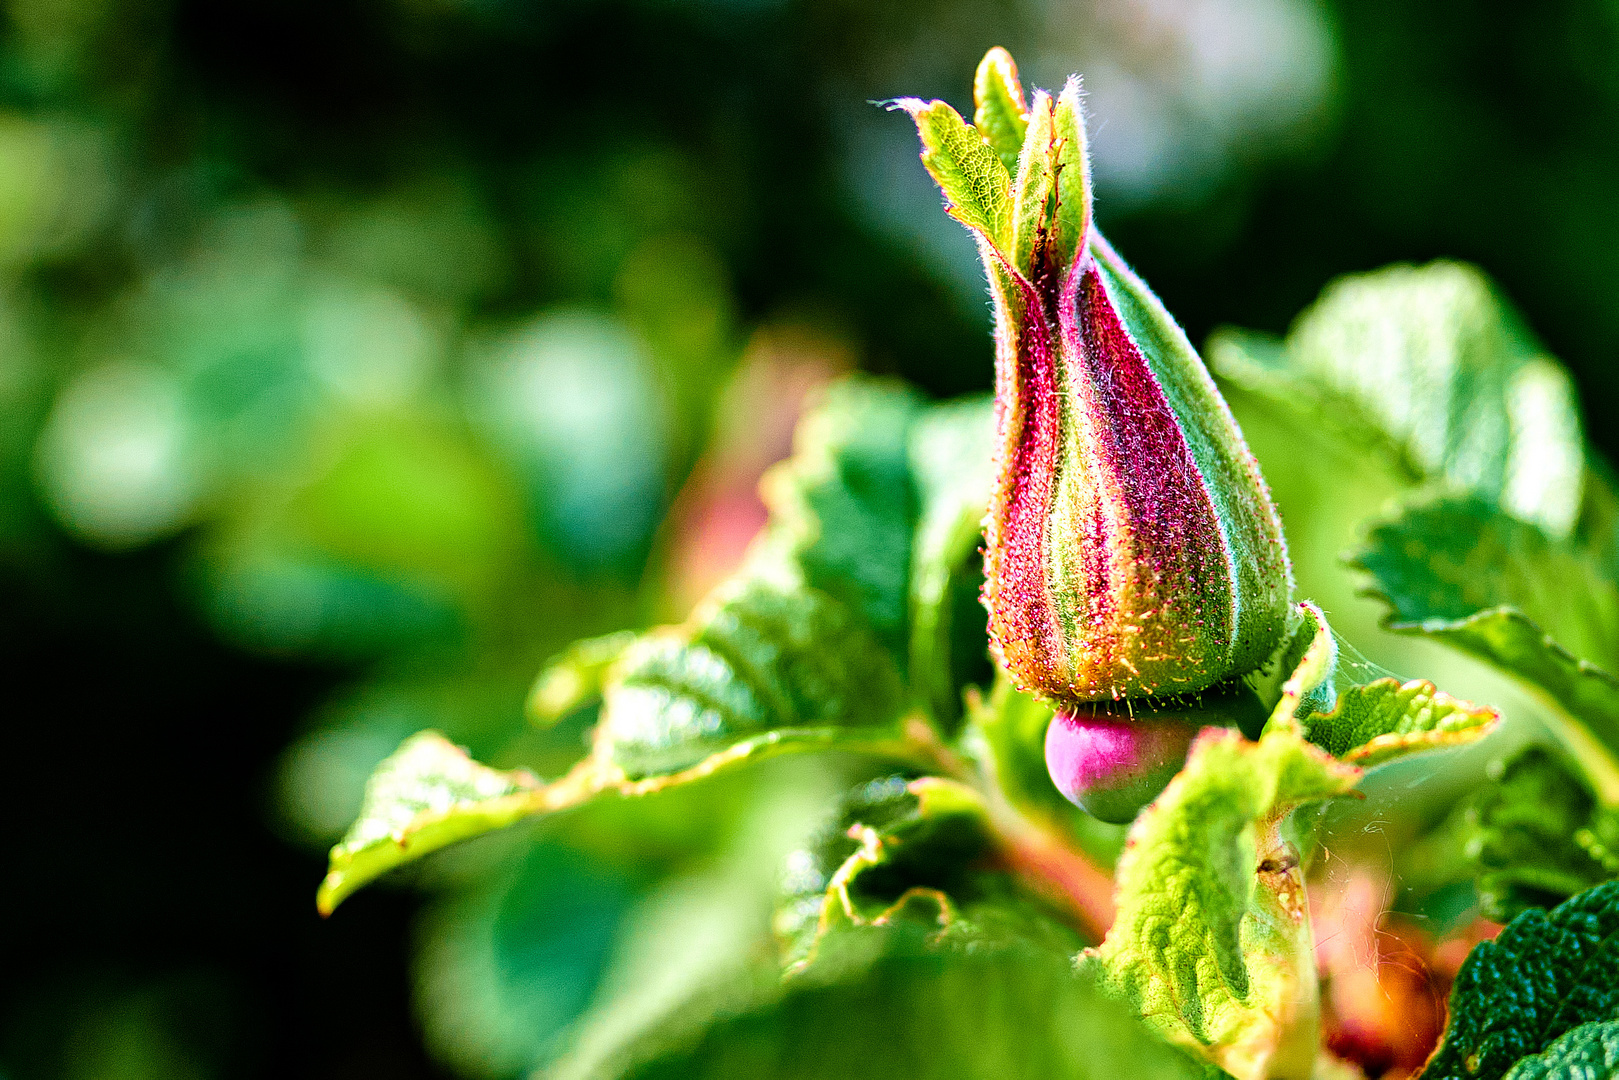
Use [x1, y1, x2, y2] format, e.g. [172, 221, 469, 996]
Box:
[2, 0, 1617, 1077]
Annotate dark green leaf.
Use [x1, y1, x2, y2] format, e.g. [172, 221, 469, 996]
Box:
[1422, 880, 1619, 1080]
[1463, 747, 1619, 922]
[1501, 1020, 1619, 1080]
[415, 843, 637, 1076]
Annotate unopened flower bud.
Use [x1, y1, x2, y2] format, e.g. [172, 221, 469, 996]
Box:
[901, 48, 1292, 706]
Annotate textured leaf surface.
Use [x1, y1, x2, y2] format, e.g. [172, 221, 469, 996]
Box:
[1462, 747, 1619, 922]
[775, 773, 1082, 972]
[764, 380, 923, 657]
[319, 732, 546, 914]
[557, 925, 1211, 1080]
[1085, 725, 1359, 1080]
[324, 381, 1005, 911]
[1264, 601, 1498, 768]
[1501, 1020, 1619, 1080]
[1208, 261, 1585, 536]
[1422, 880, 1619, 1080]
[1355, 495, 1619, 664]
[897, 97, 1012, 254]
[598, 574, 905, 777]
[1354, 496, 1619, 801]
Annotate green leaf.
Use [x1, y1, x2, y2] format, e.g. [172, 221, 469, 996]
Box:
[1501, 1020, 1619, 1080]
[972, 47, 1028, 175]
[1083, 725, 1360, 1080]
[318, 731, 551, 914]
[415, 842, 636, 1076]
[528, 630, 640, 726]
[1353, 495, 1619, 802]
[775, 773, 1083, 973]
[764, 379, 923, 658]
[1208, 261, 1586, 537]
[1462, 747, 1619, 922]
[1422, 880, 1619, 1080]
[897, 97, 1013, 255]
[598, 572, 906, 777]
[323, 380, 995, 912]
[1354, 494, 1619, 664]
[906, 394, 994, 726]
[1262, 601, 1499, 768]
[556, 923, 1214, 1080]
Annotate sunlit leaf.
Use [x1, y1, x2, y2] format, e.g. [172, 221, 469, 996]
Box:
[1353, 495, 1619, 802]
[319, 732, 555, 914]
[1263, 601, 1499, 768]
[972, 46, 1028, 174]
[1208, 261, 1585, 537]
[895, 97, 1013, 255]
[1084, 724, 1359, 1080]
[597, 572, 906, 777]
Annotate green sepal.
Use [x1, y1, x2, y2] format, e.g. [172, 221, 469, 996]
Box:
[1083, 724, 1359, 1080]
[1051, 76, 1089, 266]
[1422, 880, 1619, 1080]
[1010, 90, 1057, 279]
[1261, 601, 1499, 768]
[972, 46, 1028, 174]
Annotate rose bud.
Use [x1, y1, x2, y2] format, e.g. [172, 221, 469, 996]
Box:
[899, 48, 1293, 706]
[1044, 684, 1267, 822]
